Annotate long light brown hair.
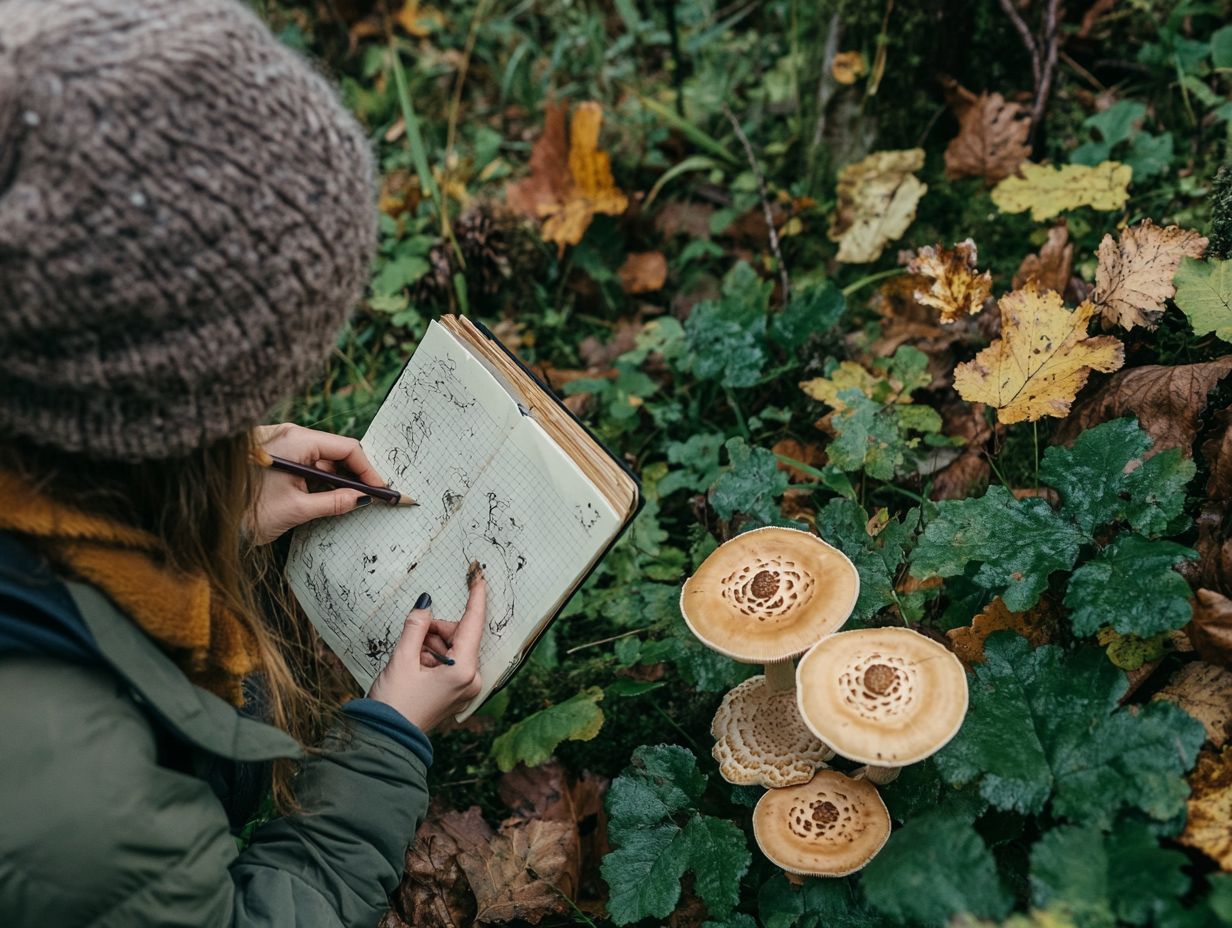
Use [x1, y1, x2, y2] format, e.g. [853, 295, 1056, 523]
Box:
[0, 431, 341, 810]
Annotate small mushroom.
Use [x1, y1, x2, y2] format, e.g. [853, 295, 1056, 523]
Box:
[711, 675, 835, 787]
[752, 769, 891, 876]
[796, 627, 968, 784]
[681, 526, 860, 691]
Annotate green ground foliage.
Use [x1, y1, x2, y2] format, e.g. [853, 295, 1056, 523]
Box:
[259, 0, 1232, 924]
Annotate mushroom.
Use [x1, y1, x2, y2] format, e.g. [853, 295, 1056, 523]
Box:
[752, 769, 891, 876]
[681, 526, 860, 692]
[711, 675, 835, 787]
[796, 627, 968, 784]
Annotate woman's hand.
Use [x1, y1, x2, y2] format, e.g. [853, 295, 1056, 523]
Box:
[248, 423, 388, 544]
[368, 580, 486, 733]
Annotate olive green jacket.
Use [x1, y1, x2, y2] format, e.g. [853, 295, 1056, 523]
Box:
[0, 580, 428, 927]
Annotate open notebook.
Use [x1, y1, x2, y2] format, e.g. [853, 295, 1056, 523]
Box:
[287, 315, 640, 717]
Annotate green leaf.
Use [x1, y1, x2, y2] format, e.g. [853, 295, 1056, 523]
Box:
[1174, 257, 1232, 343]
[935, 634, 1204, 826]
[1125, 131, 1173, 182]
[1041, 419, 1195, 537]
[602, 824, 689, 924]
[606, 743, 707, 844]
[817, 498, 919, 624]
[1064, 535, 1195, 637]
[1098, 628, 1170, 670]
[910, 486, 1086, 611]
[828, 392, 904, 479]
[682, 262, 771, 388]
[679, 815, 752, 918]
[771, 279, 845, 349]
[710, 438, 789, 526]
[661, 432, 727, 496]
[1030, 820, 1190, 927]
[862, 806, 1011, 927]
[1212, 24, 1232, 69]
[1085, 100, 1147, 149]
[490, 687, 605, 772]
[703, 916, 758, 928]
[758, 874, 873, 928]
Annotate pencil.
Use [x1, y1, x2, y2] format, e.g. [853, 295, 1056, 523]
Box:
[426, 648, 455, 666]
[250, 447, 417, 507]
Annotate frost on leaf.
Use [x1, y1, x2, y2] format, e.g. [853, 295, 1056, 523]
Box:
[1174, 257, 1232, 343]
[953, 283, 1124, 425]
[906, 239, 993, 324]
[505, 102, 628, 252]
[1179, 747, 1232, 869]
[943, 83, 1031, 184]
[1155, 661, 1232, 748]
[1092, 220, 1207, 330]
[947, 596, 1055, 667]
[991, 161, 1131, 222]
[828, 149, 927, 264]
[1013, 224, 1074, 295]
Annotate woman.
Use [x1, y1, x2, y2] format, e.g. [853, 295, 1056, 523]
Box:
[0, 1, 481, 925]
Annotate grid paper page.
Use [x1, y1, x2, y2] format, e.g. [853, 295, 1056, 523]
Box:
[287, 321, 620, 711]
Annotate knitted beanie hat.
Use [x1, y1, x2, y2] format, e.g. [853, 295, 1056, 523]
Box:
[0, 0, 376, 460]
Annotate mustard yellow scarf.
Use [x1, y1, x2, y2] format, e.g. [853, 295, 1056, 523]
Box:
[0, 472, 257, 704]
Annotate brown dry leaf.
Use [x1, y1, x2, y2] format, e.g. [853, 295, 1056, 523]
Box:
[1204, 409, 1232, 502]
[1014, 224, 1074, 294]
[828, 149, 928, 264]
[773, 438, 827, 482]
[1179, 747, 1232, 869]
[1052, 357, 1232, 457]
[943, 85, 1031, 184]
[1154, 661, 1232, 747]
[930, 402, 996, 501]
[831, 51, 868, 84]
[953, 283, 1125, 424]
[458, 818, 577, 925]
[506, 102, 627, 253]
[618, 251, 668, 294]
[907, 239, 993, 323]
[1092, 220, 1209, 330]
[1190, 589, 1232, 668]
[578, 317, 643, 369]
[654, 201, 714, 240]
[947, 596, 1056, 666]
[398, 806, 493, 928]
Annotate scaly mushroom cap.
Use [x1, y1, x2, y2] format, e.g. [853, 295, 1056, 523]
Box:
[711, 675, 834, 788]
[680, 526, 860, 663]
[753, 769, 891, 876]
[796, 627, 968, 767]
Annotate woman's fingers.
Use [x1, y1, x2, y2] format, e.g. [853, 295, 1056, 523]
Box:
[308, 430, 387, 487]
[452, 577, 487, 660]
[293, 488, 370, 521]
[396, 608, 433, 662]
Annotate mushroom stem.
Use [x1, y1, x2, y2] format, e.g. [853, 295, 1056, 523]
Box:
[854, 764, 900, 785]
[763, 659, 795, 693]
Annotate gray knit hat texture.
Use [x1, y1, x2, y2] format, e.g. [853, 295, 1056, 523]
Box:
[0, 0, 377, 460]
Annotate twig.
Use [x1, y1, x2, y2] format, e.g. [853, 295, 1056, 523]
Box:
[998, 0, 1062, 145]
[997, 0, 1040, 87]
[564, 627, 646, 655]
[810, 11, 842, 154]
[722, 103, 790, 305]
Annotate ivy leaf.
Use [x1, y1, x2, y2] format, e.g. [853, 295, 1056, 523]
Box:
[817, 498, 919, 624]
[935, 634, 1204, 827]
[758, 874, 873, 928]
[1030, 820, 1190, 926]
[710, 438, 789, 526]
[1064, 535, 1195, 637]
[861, 806, 1012, 927]
[910, 486, 1086, 611]
[1041, 418, 1195, 537]
[491, 687, 605, 772]
[682, 262, 771, 388]
[771, 279, 845, 349]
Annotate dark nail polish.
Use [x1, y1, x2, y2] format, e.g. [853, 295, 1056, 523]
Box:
[414, 592, 432, 610]
[355, 495, 373, 509]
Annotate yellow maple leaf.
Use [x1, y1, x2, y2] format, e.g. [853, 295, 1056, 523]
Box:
[828, 149, 928, 264]
[1179, 747, 1232, 869]
[799, 361, 881, 410]
[539, 102, 628, 250]
[991, 161, 1132, 222]
[953, 283, 1125, 424]
[907, 239, 993, 324]
[1092, 219, 1208, 330]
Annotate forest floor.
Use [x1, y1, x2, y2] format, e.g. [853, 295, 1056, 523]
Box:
[264, 1, 1232, 925]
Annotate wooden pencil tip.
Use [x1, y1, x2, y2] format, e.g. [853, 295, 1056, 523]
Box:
[395, 493, 418, 507]
[250, 447, 273, 467]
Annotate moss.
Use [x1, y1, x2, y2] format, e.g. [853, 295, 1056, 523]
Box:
[1210, 164, 1232, 261]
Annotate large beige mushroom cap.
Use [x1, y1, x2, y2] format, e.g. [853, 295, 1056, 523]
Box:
[796, 627, 968, 767]
[681, 526, 860, 663]
[752, 769, 891, 876]
[711, 675, 834, 788]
